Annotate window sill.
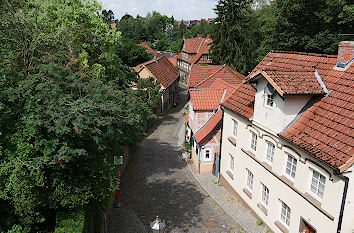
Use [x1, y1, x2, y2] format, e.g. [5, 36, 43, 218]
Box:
[226, 170, 234, 180]
[257, 203, 268, 216]
[243, 188, 252, 199]
[280, 175, 294, 188]
[228, 136, 236, 146]
[304, 192, 322, 207]
[274, 220, 289, 233]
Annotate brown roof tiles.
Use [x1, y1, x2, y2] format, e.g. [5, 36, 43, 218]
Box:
[223, 50, 354, 171]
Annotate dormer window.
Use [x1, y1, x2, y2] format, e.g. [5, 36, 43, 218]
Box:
[266, 94, 274, 107]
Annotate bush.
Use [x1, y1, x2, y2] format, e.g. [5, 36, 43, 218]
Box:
[54, 209, 85, 233]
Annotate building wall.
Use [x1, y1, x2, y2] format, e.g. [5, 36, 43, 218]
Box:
[341, 164, 354, 233]
[252, 79, 311, 134]
[138, 67, 178, 115]
[220, 108, 346, 233]
[188, 104, 214, 133]
[187, 105, 221, 174]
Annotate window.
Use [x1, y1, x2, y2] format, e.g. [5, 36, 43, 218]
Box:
[261, 184, 269, 206]
[266, 141, 275, 163]
[266, 94, 274, 107]
[280, 201, 291, 226]
[232, 120, 238, 137]
[204, 148, 212, 161]
[250, 131, 257, 151]
[285, 154, 297, 179]
[230, 154, 234, 172]
[310, 170, 326, 199]
[246, 169, 254, 191]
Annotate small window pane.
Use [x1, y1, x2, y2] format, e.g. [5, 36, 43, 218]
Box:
[262, 184, 269, 206]
[233, 120, 238, 137]
[247, 170, 253, 191]
[266, 141, 275, 163]
[230, 154, 234, 172]
[281, 201, 291, 226]
[267, 95, 274, 107]
[251, 132, 257, 151]
[311, 170, 326, 199]
[285, 154, 297, 179]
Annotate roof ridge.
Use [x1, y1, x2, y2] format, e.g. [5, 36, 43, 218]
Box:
[270, 50, 337, 58]
[263, 67, 315, 72]
[190, 88, 225, 91]
[195, 64, 226, 87]
[212, 78, 238, 90]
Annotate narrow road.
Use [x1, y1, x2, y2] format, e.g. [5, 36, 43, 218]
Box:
[107, 83, 240, 232]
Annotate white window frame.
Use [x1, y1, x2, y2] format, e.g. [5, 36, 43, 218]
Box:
[203, 148, 212, 162]
[280, 201, 291, 227]
[250, 131, 257, 152]
[265, 141, 275, 164]
[246, 169, 254, 192]
[310, 169, 326, 200]
[229, 154, 234, 173]
[285, 153, 297, 180]
[266, 94, 274, 107]
[261, 184, 269, 207]
[232, 119, 238, 138]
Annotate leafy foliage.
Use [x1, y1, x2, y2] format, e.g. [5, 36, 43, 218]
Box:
[210, 0, 258, 74]
[115, 38, 153, 67]
[259, 0, 353, 55]
[0, 0, 153, 231]
[136, 77, 163, 112]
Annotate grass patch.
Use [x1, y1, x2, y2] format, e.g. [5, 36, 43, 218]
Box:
[256, 219, 264, 227]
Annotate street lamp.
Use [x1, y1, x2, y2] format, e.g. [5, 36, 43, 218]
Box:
[150, 215, 166, 233]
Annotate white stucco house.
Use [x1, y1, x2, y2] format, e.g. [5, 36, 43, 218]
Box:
[219, 42, 354, 233]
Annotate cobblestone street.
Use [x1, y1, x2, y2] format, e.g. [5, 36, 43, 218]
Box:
[107, 83, 253, 233]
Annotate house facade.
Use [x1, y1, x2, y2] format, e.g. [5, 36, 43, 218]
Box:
[186, 88, 224, 174]
[135, 56, 179, 115]
[219, 42, 354, 233]
[177, 36, 213, 82]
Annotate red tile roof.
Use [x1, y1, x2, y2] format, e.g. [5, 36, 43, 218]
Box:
[188, 65, 245, 88]
[194, 109, 223, 144]
[190, 88, 225, 110]
[222, 83, 255, 119]
[184, 113, 189, 123]
[248, 69, 325, 95]
[136, 56, 179, 88]
[177, 37, 212, 64]
[139, 42, 157, 56]
[223, 50, 354, 171]
[210, 78, 238, 99]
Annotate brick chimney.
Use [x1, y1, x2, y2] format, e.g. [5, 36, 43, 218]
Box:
[337, 41, 354, 68]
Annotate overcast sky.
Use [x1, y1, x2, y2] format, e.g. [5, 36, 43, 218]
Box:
[98, 0, 218, 21]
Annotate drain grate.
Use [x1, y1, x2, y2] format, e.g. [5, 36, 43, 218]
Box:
[203, 219, 218, 228]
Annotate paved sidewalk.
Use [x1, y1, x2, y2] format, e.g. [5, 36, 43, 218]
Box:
[107, 207, 147, 233]
[107, 83, 249, 233]
[185, 160, 269, 233]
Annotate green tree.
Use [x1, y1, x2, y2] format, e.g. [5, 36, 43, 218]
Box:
[102, 9, 115, 24]
[0, 0, 152, 232]
[260, 0, 353, 55]
[115, 38, 153, 67]
[210, 0, 258, 74]
[136, 77, 163, 112]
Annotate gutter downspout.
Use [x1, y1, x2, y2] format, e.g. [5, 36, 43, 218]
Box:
[335, 170, 350, 233]
[218, 106, 224, 182]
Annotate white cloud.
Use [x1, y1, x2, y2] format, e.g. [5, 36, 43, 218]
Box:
[98, 0, 218, 21]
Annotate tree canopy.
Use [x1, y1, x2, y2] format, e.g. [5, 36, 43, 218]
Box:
[0, 0, 153, 232]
